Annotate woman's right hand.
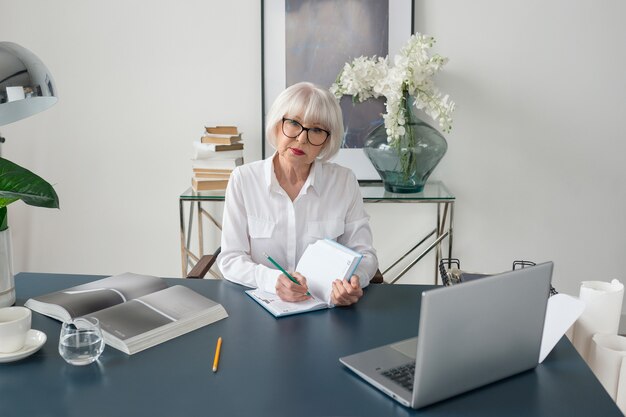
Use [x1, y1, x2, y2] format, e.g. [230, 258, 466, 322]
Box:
[276, 272, 311, 302]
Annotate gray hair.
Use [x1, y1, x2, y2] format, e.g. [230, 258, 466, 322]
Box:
[265, 82, 344, 162]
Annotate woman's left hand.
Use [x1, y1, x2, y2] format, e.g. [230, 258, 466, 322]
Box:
[331, 275, 363, 306]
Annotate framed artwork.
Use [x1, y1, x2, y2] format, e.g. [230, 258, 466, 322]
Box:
[261, 0, 414, 180]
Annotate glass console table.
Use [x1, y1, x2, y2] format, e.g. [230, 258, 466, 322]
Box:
[179, 181, 454, 283]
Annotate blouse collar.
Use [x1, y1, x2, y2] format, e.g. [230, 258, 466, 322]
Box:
[263, 153, 324, 196]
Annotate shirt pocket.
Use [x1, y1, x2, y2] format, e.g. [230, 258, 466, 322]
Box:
[306, 219, 345, 240]
[248, 216, 276, 239]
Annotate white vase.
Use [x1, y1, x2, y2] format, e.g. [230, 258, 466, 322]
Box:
[0, 228, 15, 307]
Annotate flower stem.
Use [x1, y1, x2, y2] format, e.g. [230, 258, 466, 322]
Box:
[393, 93, 417, 181]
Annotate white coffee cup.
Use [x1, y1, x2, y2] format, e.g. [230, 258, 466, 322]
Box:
[0, 306, 32, 353]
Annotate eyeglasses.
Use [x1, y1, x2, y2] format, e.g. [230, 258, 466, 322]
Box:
[281, 117, 330, 146]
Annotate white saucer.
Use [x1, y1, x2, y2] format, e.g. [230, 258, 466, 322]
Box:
[0, 329, 47, 363]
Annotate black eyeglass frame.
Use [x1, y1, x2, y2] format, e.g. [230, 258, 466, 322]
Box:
[281, 117, 331, 146]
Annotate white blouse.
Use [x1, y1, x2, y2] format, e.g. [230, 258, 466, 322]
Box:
[217, 155, 378, 294]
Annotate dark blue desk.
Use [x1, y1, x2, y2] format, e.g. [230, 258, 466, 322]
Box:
[2, 273, 621, 417]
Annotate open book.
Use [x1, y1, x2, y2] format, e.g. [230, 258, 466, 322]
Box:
[25, 273, 228, 354]
[247, 239, 363, 317]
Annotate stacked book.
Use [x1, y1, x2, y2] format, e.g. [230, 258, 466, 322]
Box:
[191, 125, 244, 191]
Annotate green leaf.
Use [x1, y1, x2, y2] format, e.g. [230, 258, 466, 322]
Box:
[0, 197, 18, 207]
[0, 157, 59, 210]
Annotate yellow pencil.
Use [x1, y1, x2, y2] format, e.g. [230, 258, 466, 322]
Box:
[212, 337, 222, 373]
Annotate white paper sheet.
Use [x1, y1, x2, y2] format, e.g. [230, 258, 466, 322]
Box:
[589, 334, 626, 415]
[618, 358, 626, 413]
[572, 279, 624, 361]
[539, 294, 585, 363]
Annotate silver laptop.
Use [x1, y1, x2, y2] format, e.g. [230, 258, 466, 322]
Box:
[340, 261, 553, 409]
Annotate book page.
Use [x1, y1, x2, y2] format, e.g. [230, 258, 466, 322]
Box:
[135, 285, 220, 320]
[27, 273, 168, 319]
[90, 286, 220, 342]
[92, 299, 173, 342]
[246, 289, 328, 317]
[296, 239, 362, 304]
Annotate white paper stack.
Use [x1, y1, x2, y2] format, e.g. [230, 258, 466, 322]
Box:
[571, 279, 624, 361]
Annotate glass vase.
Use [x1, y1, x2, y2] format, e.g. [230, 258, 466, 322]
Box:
[363, 95, 448, 193]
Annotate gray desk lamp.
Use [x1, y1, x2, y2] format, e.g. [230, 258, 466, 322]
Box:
[0, 42, 60, 307]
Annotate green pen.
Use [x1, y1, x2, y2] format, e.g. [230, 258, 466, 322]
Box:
[263, 252, 311, 296]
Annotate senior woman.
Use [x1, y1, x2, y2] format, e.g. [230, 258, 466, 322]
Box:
[217, 82, 378, 306]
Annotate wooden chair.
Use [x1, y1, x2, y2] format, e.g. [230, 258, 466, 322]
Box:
[187, 247, 384, 284]
[187, 247, 222, 279]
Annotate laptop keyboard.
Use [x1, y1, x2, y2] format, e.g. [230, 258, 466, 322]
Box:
[381, 362, 416, 392]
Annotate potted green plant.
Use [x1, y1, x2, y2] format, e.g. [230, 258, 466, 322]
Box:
[0, 156, 59, 306]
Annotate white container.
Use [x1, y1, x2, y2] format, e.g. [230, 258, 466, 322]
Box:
[0, 228, 15, 307]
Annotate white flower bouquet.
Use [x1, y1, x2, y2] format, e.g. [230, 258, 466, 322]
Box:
[330, 33, 455, 145]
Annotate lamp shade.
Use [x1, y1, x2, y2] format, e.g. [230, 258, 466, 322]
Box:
[0, 42, 57, 126]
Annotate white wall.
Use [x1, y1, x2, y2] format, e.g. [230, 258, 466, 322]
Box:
[414, 0, 626, 297]
[1, 0, 625, 300]
[0, 0, 262, 277]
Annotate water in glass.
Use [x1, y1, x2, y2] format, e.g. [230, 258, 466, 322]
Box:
[59, 317, 105, 365]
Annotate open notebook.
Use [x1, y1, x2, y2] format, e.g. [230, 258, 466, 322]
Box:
[247, 239, 363, 317]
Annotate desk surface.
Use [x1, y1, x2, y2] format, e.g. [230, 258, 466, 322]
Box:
[180, 180, 455, 202]
[4, 273, 620, 417]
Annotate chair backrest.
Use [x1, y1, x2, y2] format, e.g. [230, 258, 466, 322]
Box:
[370, 269, 384, 284]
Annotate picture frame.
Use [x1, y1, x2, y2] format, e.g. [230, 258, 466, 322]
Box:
[261, 0, 414, 181]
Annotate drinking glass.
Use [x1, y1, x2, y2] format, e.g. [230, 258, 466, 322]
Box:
[58, 317, 105, 365]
